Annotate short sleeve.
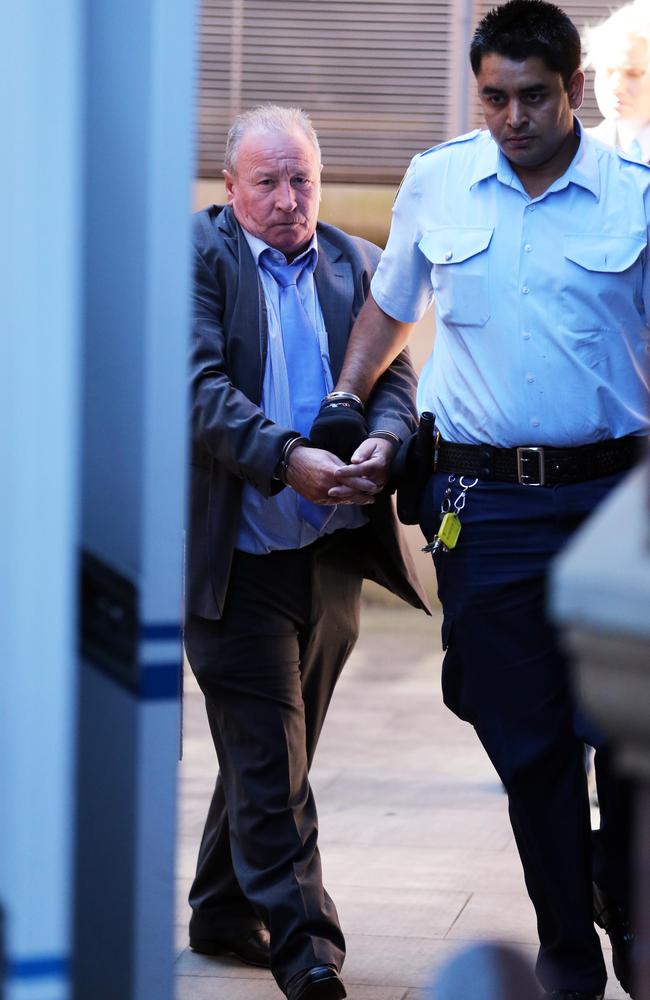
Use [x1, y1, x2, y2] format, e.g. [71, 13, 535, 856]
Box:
[371, 156, 435, 323]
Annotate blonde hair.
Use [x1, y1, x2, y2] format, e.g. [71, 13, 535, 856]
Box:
[224, 104, 321, 174]
[584, 2, 650, 69]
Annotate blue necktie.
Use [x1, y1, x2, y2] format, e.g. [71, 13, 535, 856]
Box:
[260, 250, 335, 530]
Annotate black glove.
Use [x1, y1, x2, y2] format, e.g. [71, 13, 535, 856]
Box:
[309, 395, 369, 462]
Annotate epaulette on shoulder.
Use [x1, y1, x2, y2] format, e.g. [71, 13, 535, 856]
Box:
[418, 129, 482, 158]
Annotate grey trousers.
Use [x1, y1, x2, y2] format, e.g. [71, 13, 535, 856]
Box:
[185, 530, 364, 989]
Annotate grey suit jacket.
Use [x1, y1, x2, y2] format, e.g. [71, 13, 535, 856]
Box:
[186, 204, 429, 619]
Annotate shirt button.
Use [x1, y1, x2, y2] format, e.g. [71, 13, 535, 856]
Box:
[524, 244, 533, 253]
[531, 418, 540, 427]
[526, 373, 535, 383]
[528, 204, 536, 211]
[522, 286, 529, 294]
[522, 331, 531, 340]
[444, 250, 453, 261]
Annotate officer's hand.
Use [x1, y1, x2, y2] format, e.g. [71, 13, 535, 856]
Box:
[308, 399, 368, 462]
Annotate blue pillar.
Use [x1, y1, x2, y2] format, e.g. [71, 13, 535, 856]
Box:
[0, 0, 194, 998]
[0, 3, 81, 999]
[74, 1, 194, 998]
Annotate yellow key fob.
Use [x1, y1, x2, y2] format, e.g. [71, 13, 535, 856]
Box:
[422, 511, 462, 554]
[437, 511, 462, 550]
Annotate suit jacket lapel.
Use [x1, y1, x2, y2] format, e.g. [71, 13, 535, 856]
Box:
[314, 233, 354, 382]
[217, 207, 266, 403]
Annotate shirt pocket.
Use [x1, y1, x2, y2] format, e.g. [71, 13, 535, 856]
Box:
[419, 227, 493, 328]
[562, 233, 646, 330]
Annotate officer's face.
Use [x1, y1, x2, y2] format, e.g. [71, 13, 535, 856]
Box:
[594, 35, 650, 123]
[476, 53, 584, 181]
[224, 129, 321, 260]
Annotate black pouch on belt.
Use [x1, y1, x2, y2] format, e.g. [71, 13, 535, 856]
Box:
[391, 411, 436, 525]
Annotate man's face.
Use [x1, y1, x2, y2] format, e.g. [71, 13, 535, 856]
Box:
[476, 53, 584, 174]
[594, 35, 650, 123]
[224, 128, 321, 259]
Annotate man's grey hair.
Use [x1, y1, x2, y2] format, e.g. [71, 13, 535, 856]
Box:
[224, 104, 322, 174]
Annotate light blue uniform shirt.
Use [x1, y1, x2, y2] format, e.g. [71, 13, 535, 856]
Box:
[236, 229, 366, 554]
[372, 121, 650, 447]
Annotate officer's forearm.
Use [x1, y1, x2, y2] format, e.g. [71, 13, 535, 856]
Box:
[336, 293, 414, 403]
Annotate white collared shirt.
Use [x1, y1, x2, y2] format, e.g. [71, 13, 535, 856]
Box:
[372, 121, 650, 447]
[589, 118, 650, 162]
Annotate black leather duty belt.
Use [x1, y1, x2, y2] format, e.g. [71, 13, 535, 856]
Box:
[435, 435, 644, 486]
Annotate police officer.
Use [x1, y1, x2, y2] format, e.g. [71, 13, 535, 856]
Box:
[312, 2, 649, 998]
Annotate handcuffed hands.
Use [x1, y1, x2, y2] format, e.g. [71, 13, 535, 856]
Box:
[285, 445, 376, 505]
[326, 437, 396, 501]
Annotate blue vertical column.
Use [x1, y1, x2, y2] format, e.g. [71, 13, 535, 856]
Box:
[74, 0, 194, 998]
[0, 3, 81, 1000]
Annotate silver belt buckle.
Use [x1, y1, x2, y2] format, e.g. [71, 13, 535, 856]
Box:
[517, 446, 545, 486]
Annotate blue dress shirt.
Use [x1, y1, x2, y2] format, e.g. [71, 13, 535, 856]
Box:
[372, 121, 650, 447]
[235, 229, 366, 554]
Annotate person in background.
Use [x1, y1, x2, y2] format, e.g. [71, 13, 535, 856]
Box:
[586, 1, 650, 160]
[184, 103, 428, 1000]
[311, 2, 648, 998]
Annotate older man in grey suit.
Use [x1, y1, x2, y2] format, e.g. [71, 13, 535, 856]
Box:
[184, 105, 428, 1000]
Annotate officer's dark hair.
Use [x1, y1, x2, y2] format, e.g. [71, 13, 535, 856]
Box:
[470, 0, 581, 89]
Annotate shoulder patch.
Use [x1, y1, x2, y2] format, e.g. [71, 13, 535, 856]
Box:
[418, 129, 482, 158]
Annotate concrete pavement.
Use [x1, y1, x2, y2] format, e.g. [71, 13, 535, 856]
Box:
[175, 602, 626, 1000]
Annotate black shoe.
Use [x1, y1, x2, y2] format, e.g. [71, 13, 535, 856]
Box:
[543, 992, 604, 1000]
[593, 881, 637, 998]
[189, 926, 271, 968]
[285, 965, 346, 1000]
